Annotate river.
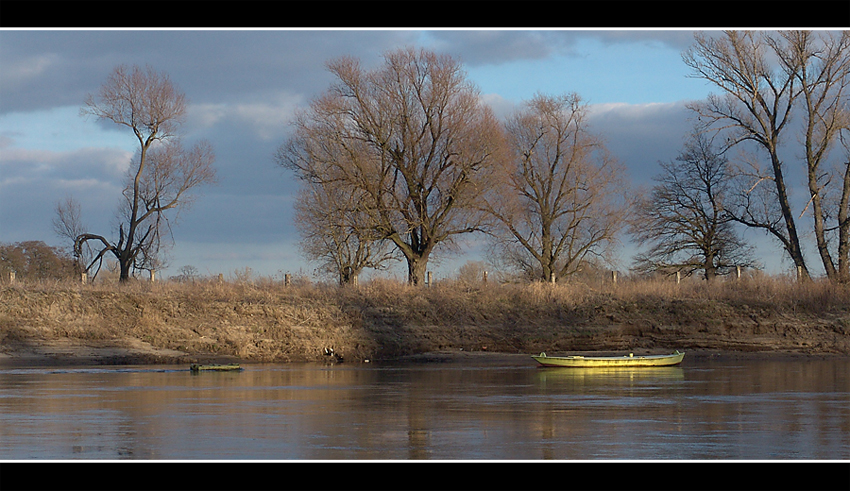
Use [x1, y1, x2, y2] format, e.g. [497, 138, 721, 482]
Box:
[1, 354, 848, 461]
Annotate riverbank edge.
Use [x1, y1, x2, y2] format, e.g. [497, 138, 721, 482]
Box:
[1, 344, 847, 369]
[2, 281, 849, 367]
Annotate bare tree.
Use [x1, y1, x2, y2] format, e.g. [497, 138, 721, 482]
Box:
[294, 180, 395, 285]
[56, 65, 216, 282]
[684, 30, 850, 282]
[279, 48, 504, 285]
[776, 30, 850, 282]
[630, 130, 756, 282]
[484, 93, 628, 283]
[53, 196, 91, 274]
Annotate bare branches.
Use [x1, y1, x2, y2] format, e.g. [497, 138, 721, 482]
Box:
[630, 130, 756, 282]
[81, 64, 186, 148]
[485, 93, 628, 282]
[279, 48, 504, 285]
[685, 31, 809, 278]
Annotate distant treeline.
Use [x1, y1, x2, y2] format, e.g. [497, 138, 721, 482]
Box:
[0, 241, 78, 281]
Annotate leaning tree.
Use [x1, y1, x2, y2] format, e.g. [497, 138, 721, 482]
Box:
[56, 64, 216, 282]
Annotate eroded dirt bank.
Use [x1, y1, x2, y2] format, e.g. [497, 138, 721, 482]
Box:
[1, 279, 848, 366]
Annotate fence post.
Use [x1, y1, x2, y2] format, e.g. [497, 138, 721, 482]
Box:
[284, 273, 292, 286]
[735, 265, 742, 281]
[150, 270, 156, 282]
[675, 271, 681, 284]
[9, 271, 15, 284]
[611, 270, 618, 285]
[427, 271, 433, 287]
[81, 273, 87, 285]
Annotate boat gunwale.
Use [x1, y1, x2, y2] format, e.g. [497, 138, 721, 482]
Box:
[531, 351, 685, 367]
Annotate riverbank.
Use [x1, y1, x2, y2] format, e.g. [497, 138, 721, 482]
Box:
[1, 277, 849, 366]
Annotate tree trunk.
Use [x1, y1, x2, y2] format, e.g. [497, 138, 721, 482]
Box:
[406, 255, 429, 286]
[771, 153, 810, 280]
[339, 265, 361, 286]
[704, 251, 717, 283]
[809, 166, 838, 280]
[837, 162, 850, 283]
[118, 255, 132, 282]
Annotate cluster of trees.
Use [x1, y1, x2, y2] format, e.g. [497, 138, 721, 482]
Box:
[278, 33, 850, 286]
[277, 48, 631, 285]
[0, 241, 77, 281]
[45, 31, 850, 287]
[683, 31, 850, 283]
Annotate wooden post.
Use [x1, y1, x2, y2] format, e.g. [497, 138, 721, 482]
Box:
[675, 271, 681, 284]
[483, 271, 488, 284]
[150, 270, 156, 282]
[427, 271, 433, 287]
[81, 273, 87, 284]
[284, 273, 292, 286]
[9, 271, 15, 284]
[735, 265, 742, 280]
[611, 270, 618, 285]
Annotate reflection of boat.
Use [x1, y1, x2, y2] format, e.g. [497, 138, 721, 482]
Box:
[531, 351, 684, 368]
[535, 366, 685, 387]
[189, 363, 242, 372]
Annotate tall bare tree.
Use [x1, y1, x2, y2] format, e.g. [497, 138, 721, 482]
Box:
[776, 30, 850, 282]
[684, 30, 850, 282]
[56, 65, 216, 282]
[279, 48, 504, 285]
[630, 130, 755, 282]
[484, 93, 628, 282]
[684, 31, 807, 278]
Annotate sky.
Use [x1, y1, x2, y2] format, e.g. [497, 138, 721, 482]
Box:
[0, 28, 837, 282]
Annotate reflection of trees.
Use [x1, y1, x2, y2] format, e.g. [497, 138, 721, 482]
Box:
[1, 362, 846, 459]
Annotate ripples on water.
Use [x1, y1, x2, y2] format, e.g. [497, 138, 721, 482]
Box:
[0, 356, 848, 462]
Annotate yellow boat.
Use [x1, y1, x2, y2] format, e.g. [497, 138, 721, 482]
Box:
[531, 350, 685, 368]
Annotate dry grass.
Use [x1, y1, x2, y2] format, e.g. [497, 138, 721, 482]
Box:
[1, 273, 849, 363]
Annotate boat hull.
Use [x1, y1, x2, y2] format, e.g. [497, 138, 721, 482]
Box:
[531, 351, 684, 368]
[189, 363, 242, 372]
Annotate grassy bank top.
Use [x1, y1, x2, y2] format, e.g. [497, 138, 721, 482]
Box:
[2, 276, 849, 363]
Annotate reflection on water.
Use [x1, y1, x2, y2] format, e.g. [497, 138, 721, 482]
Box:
[0, 356, 847, 460]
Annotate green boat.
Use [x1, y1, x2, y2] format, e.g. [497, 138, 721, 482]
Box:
[532, 350, 685, 368]
[189, 363, 243, 372]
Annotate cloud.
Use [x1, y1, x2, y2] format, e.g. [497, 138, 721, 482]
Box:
[189, 91, 304, 142]
[0, 30, 417, 115]
[587, 101, 694, 184]
[0, 146, 132, 184]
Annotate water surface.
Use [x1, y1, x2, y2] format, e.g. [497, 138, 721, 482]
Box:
[1, 355, 847, 460]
